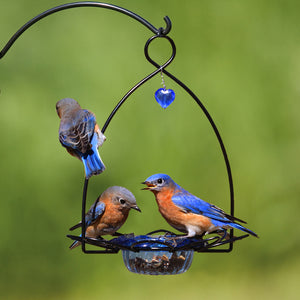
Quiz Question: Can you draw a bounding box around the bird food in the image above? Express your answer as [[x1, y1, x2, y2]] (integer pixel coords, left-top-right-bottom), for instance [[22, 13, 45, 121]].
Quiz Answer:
[[122, 249, 194, 275], [131, 253, 186, 273]]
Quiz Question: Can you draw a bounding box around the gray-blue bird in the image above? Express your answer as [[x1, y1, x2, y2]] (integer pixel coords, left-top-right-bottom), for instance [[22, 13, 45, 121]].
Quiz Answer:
[[56, 98, 106, 178]]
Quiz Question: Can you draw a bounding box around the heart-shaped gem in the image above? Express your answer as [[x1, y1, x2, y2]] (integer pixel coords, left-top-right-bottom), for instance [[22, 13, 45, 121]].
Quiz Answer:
[[154, 88, 175, 109]]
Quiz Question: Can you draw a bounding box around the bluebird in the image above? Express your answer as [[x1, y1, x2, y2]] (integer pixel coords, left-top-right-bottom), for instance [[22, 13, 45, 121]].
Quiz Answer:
[[69, 186, 141, 249], [142, 173, 258, 238], [56, 98, 106, 179]]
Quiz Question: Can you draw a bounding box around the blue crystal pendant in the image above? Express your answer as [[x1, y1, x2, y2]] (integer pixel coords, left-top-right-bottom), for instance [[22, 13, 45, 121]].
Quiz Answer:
[[155, 88, 175, 109]]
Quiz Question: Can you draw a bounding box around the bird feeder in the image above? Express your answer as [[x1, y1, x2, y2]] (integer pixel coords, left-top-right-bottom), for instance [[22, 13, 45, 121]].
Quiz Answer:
[[0, 2, 253, 275]]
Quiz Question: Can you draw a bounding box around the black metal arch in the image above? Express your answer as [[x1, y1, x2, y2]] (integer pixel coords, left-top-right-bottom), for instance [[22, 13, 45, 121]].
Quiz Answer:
[[0, 1, 236, 254], [0, 1, 171, 59]]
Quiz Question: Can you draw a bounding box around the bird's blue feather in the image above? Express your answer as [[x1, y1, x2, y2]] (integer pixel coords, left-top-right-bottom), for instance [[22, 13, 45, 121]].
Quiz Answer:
[[172, 185, 258, 237], [172, 186, 232, 223], [85, 201, 106, 226], [80, 133, 105, 178]]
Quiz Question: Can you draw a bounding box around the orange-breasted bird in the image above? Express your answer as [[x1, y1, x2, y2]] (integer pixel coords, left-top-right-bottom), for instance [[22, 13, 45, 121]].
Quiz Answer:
[[142, 174, 258, 238], [69, 186, 141, 249]]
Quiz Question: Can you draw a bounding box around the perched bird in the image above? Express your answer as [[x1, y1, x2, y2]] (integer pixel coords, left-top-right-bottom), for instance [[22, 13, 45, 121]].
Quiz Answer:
[[56, 98, 106, 179], [142, 173, 258, 238], [69, 186, 141, 249]]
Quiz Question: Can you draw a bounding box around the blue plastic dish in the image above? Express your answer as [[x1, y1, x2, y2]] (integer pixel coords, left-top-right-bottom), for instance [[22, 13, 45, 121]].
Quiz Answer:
[[109, 234, 206, 251]]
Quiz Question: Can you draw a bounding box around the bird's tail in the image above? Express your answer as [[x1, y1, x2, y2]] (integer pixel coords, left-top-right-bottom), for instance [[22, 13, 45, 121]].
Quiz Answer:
[[230, 222, 258, 238], [69, 234, 82, 250], [81, 132, 105, 179], [81, 149, 105, 179]]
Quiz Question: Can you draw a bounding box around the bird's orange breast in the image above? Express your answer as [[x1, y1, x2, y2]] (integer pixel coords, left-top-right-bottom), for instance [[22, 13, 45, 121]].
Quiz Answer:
[[86, 201, 129, 237], [155, 188, 187, 232], [156, 188, 213, 233]]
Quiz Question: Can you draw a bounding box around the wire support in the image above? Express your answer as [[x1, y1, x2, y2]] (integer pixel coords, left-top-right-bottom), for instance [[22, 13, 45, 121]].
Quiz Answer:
[[67, 230, 249, 253], [0, 1, 171, 59]]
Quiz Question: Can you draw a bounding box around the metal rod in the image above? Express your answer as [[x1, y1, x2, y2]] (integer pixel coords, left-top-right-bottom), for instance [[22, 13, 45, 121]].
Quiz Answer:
[[0, 1, 172, 59], [81, 177, 89, 252], [163, 71, 235, 251], [143, 35, 234, 250]]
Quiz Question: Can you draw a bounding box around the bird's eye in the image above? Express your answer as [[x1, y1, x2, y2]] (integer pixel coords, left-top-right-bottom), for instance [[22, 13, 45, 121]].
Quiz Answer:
[[157, 178, 163, 184], [119, 199, 126, 205]]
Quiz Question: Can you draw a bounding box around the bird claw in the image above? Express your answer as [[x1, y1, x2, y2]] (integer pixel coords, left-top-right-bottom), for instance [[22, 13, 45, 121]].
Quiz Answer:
[[161, 236, 178, 247]]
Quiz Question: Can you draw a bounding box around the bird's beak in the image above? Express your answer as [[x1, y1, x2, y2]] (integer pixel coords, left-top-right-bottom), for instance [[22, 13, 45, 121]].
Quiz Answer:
[[131, 205, 141, 212], [141, 181, 156, 191]]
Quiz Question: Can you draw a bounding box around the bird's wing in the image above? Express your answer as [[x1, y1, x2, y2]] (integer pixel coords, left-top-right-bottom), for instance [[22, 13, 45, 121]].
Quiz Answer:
[[59, 110, 96, 153], [69, 201, 105, 231], [172, 190, 245, 224], [85, 200, 106, 226]]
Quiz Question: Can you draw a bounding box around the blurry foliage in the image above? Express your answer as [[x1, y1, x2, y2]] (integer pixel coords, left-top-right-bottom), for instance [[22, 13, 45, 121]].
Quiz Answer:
[[0, 0, 299, 299]]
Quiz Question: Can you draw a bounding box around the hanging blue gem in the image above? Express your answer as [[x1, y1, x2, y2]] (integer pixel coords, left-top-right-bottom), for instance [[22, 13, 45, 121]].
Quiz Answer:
[[154, 88, 175, 109]]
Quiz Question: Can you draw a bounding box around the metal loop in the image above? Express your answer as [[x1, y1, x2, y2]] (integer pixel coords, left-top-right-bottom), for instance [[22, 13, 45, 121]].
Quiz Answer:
[[144, 34, 176, 71]]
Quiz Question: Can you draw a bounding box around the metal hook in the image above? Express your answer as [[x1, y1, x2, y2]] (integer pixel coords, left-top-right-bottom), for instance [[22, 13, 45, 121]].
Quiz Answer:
[[161, 16, 172, 35]]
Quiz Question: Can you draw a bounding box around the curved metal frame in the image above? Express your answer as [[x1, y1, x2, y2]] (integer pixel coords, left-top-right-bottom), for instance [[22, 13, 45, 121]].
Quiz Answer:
[[0, 1, 171, 59], [0, 1, 238, 254], [67, 230, 249, 253]]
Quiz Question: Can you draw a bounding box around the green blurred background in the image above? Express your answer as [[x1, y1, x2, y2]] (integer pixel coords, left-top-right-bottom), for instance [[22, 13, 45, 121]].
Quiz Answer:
[[0, 0, 299, 299]]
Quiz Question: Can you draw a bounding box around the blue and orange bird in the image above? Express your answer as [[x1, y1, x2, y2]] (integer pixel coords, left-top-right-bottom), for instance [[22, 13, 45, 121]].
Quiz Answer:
[[69, 186, 141, 249], [56, 98, 106, 179], [142, 174, 258, 238]]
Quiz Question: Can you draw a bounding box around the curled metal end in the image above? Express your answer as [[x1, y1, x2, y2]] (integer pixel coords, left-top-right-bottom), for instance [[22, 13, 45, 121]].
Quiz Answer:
[[160, 16, 172, 35]]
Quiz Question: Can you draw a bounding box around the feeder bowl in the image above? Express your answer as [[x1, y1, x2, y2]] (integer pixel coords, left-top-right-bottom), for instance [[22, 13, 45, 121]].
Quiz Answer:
[[122, 249, 193, 275], [67, 230, 249, 274], [109, 234, 199, 275]]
